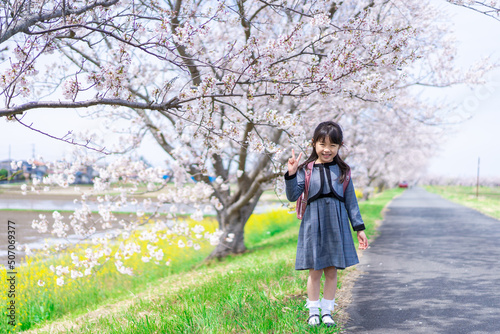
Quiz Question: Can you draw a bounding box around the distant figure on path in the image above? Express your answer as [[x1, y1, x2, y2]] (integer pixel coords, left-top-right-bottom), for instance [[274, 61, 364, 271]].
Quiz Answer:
[[285, 121, 368, 327]]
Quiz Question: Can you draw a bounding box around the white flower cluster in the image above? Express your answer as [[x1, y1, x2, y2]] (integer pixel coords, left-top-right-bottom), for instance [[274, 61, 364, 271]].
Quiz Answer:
[[62, 78, 81, 100], [32, 214, 49, 233], [20, 151, 231, 286], [86, 46, 132, 99], [0, 42, 38, 97], [51, 211, 69, 238]]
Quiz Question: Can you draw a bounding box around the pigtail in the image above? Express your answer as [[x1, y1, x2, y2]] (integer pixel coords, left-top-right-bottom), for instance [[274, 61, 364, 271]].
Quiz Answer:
[[334, 153, 350, 183]]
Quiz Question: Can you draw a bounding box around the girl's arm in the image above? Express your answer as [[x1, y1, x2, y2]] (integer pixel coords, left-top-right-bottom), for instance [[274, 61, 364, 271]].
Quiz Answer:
[[284, 168, 305, 202], [345, 179, 369, 249], [344, 178, 365, 231]]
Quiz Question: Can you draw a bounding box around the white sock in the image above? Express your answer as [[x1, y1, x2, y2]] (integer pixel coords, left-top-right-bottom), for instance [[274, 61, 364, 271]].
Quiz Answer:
[[305, 299, 321, 316], [320, 298, 336, 316], [309, 306, 319, 317]]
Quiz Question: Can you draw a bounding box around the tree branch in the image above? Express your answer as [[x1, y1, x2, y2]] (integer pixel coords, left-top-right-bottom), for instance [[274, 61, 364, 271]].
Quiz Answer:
[[448, 1, 500, 22], [0, 97, 181, 118], [13, 115, 108, 154], [170, 0, 202, 86], [0, 0, 119, 44], [227, 171, 281, 216]]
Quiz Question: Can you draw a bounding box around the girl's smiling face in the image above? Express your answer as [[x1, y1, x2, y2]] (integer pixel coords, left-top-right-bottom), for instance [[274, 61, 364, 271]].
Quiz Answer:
[[314, 136, 339, 164]]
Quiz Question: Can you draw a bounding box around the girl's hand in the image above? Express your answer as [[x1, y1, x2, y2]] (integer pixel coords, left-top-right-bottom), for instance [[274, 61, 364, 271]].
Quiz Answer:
[[357, 230, 369, 250], [287, 149, 303, 175]]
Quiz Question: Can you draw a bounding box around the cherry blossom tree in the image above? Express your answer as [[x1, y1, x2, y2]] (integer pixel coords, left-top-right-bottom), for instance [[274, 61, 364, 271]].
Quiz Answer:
[[0, 0, 494, 269], [447, 0, 500, 21]]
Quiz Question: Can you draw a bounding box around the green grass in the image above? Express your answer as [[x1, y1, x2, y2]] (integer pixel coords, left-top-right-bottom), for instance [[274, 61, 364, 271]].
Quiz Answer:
[[425, 185, 500, 220], [11, 188, 404, 334]]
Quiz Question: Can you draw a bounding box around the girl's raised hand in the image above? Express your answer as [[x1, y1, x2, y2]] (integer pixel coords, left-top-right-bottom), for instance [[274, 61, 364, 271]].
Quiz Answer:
[[287, 149, 303, 175]]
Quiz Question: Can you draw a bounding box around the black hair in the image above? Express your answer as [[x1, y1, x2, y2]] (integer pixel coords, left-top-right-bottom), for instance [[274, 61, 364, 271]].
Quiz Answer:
[[298, 121, 350, 183]]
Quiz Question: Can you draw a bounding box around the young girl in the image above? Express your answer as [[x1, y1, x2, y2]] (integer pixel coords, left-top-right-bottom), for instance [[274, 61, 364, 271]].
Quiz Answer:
[[284, 121, 368, 327]]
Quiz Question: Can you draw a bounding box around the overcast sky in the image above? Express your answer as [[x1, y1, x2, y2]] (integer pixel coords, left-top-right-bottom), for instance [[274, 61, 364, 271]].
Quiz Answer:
[[424, 1, 500, 178], [1, 1, 499, 178]]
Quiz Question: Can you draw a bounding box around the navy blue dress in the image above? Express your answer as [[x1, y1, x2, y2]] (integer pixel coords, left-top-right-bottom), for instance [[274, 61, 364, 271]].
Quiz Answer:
[[285, 161, 365, 270]]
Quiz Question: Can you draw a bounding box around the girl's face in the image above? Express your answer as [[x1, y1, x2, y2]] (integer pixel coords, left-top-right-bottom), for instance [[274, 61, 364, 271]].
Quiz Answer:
[[314, 136, 339, 164]]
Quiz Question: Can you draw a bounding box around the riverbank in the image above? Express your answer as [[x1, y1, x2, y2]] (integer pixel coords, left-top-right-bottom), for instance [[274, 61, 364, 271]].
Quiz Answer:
[[0, 183, 284, 265]]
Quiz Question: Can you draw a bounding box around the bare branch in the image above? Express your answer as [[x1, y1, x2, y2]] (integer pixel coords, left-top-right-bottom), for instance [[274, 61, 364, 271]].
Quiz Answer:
[[13, 115, 109, 154]]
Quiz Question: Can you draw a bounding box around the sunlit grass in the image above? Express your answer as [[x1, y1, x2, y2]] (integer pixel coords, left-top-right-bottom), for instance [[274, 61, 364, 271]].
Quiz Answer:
[[425, 185, 500, 220]]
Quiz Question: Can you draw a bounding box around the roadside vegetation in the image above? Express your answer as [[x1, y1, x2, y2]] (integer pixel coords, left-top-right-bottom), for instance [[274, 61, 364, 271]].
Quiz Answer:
[[2, 188, 404, 333], [425, 186, 500, 221]]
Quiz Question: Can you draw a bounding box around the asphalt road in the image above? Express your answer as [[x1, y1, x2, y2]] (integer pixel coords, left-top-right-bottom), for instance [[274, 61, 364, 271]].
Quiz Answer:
[[346, 187, 500, 334]]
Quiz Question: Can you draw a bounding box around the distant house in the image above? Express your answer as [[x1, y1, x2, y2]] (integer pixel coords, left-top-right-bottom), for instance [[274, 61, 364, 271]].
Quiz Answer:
[[0, 160, 11, 170], [74, 166, 99, 184], [0, 159, 48, 182], [25, 160, 48, 180]]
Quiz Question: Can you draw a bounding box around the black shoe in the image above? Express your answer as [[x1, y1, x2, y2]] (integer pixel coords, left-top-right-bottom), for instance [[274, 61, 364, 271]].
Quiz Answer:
[[307, 314, 320, 326], [321, 314, 335, 327]]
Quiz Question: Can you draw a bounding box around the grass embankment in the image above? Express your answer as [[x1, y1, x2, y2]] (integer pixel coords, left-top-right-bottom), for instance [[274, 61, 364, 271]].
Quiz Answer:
[[4, 188, 403, 334], [425, 186, 500, 220]]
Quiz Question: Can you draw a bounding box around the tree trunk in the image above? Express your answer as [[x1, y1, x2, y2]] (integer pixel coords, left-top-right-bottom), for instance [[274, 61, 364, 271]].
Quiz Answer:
[[207, 189, 263, 260], [377, 179, 387, 192]]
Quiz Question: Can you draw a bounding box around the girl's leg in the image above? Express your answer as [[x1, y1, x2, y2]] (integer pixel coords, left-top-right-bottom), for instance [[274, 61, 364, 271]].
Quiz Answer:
[[307, 269, 323, 301], [323, 266, 337, 300], [321, 266, 338, 327], [306, 269, 323, 325]]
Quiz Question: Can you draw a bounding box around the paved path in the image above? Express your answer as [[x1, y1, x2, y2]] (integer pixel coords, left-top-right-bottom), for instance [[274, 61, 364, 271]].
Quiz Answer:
[[346, 187, 500, 334]]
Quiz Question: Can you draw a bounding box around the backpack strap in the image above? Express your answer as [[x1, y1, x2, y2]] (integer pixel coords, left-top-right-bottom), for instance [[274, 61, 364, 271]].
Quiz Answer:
[[343, 169, 351, 194], [296, 161, 315, 219], [303, 161, 315, 197]]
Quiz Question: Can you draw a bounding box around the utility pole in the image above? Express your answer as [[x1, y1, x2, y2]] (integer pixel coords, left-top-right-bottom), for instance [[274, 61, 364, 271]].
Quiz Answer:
[[476, 157, 480, 199]]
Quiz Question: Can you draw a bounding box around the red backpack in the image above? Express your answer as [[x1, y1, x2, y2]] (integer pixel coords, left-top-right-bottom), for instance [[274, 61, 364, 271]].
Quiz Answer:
[[296, 162, 351, 220]]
